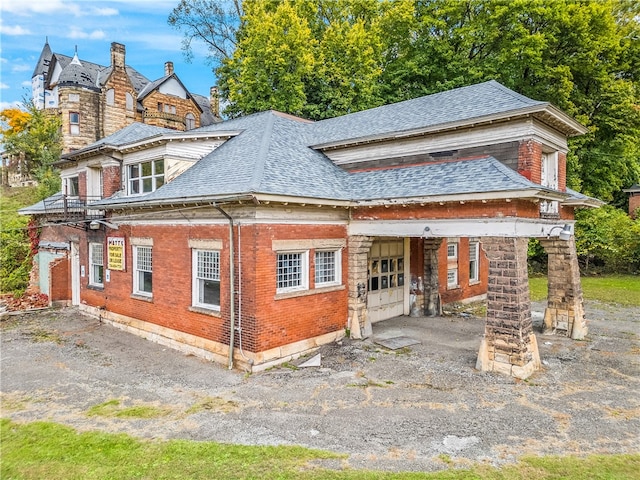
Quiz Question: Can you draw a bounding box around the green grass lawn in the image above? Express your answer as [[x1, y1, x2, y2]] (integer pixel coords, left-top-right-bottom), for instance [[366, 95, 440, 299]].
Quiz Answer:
[[2, 419, 639, 479], [529, 274, 640, 307]]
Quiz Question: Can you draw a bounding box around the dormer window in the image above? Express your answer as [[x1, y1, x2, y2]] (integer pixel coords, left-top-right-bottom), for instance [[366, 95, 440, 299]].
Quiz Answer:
[[128, 160, 164, 195], [186, 113, 196, 130]]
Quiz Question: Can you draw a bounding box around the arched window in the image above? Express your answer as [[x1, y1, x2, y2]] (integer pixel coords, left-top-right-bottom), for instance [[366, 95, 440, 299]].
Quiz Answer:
[[106, 89, 115, 106], [185, 113, 196, 130], [125, 92, 134, 111]]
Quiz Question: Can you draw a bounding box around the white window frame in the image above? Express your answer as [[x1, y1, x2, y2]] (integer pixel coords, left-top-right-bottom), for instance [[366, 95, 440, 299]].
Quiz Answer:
[[540, 151, 559, 215], [127, 159, 165, 196], [276, 251, 309, 293], [65, 175, 79, 197], [89, 242, 104, 287], [314, 249, 341, 287], [192, 249, 221, 310], [469, 241, 480, 283], [69, 111, 80, 135], [133, 245, 152, 297], [446, 239, 459, 289]]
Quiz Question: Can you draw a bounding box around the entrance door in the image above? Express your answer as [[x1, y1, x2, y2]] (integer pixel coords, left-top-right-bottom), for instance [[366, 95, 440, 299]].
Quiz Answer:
[[367, 239, 405, 323], [71, 242, 80, 306]]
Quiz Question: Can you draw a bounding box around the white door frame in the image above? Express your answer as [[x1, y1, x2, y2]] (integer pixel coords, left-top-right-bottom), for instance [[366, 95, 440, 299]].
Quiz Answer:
[[71, 242, 80, 306]]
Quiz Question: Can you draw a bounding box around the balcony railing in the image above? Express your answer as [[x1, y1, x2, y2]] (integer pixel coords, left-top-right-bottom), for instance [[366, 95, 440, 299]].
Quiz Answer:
[[42, 194, 104, 225]]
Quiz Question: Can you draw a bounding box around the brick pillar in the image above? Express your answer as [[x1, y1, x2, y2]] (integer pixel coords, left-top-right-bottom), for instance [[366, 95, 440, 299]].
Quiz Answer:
[[539, 236, 587, 339], [476, 237, 540, 379], [347, 235, 374, 338], [423, 238, 443, 316]]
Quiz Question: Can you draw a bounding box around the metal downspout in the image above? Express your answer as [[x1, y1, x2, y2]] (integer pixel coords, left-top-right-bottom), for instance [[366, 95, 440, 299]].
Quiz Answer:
[[214, 203, 235, 369]]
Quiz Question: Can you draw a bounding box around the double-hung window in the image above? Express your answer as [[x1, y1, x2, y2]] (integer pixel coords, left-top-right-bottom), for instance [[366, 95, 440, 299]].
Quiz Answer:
[[276, 251, 308, 293], [315, 250, 341, 287], [133, 245, 152, 296], [447, 240, 459, 289], [128, 160, 164, 195], [469, 241, 480, 283], [65, 176, 79, 197], [192, 249, 220, 309], [89, 243, 104, 287]]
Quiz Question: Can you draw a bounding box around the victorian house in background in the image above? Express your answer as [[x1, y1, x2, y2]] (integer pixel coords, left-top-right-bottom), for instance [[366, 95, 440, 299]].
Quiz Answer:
[[2, 40, 221, 187]]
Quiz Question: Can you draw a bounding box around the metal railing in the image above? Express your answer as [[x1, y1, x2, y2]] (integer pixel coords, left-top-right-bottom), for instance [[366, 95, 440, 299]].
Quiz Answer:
[[42, 194, 104, 224]]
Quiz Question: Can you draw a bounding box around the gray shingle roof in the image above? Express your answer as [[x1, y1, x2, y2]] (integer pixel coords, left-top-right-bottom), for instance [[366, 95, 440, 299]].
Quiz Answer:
[[309, 80, 547, 146], [77, 81, 584, 209]]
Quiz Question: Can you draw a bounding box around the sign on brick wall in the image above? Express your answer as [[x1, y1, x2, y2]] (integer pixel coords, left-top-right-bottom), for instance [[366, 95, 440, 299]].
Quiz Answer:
[[108, 237, 125, 270]]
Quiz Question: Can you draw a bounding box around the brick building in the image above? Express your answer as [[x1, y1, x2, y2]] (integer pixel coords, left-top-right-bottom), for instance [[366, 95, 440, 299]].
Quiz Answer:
[[22, 81, 601, 378], [31, 40, 221, 155]]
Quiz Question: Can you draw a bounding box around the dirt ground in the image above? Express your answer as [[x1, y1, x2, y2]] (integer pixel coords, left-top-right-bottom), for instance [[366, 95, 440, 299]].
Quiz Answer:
[[1, 301, 639, 473]]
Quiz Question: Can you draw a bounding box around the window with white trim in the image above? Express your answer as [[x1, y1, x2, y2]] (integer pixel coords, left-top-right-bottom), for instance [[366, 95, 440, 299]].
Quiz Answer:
[[276, 251, 308, 293], [447, 239, 459, 289], [69, 112, 80, 135], [469, 241, 480, 283], [65, 176, 79, 197], [133, 245, 152, 296], [89, 243, 104, 287], [128, 160, 164, 195], [192, 249, 220, 309], [315, 250, 341, 286]]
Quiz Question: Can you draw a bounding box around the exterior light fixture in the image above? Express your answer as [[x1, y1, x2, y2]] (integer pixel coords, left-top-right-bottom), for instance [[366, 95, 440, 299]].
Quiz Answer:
[[89, 220, 119, 230], [548, 224, 572, 241]]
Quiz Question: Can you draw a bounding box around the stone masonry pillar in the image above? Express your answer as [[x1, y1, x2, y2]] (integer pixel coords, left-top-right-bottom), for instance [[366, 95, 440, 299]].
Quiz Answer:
[[539, 236, 587, 339], [476, 237, 540, 379], [423, 238, 443, 316], [347, 235, 374, 338]]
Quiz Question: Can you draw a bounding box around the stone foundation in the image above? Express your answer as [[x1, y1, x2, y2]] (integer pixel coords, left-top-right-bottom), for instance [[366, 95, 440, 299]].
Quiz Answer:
[[347, 235, 374, 338], [423, 238, 443, 316]]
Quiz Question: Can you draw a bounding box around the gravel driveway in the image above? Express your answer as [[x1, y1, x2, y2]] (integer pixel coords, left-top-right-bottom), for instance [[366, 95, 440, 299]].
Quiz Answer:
[[1, 301, 639, 472]]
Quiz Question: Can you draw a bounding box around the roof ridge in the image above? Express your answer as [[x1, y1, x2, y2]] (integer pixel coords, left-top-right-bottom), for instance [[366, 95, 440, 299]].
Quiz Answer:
[[248, 112, 277, 191]]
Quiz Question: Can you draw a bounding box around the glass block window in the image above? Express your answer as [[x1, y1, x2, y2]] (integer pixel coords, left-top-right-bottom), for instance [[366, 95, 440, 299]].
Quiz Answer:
[[276, 252, 308, 292], [193, 250, 220, 309], [315, 250, 340, 286], [128, 160, 164, 195], [89, 243, 104, 287], [133, 246, 152, 296]]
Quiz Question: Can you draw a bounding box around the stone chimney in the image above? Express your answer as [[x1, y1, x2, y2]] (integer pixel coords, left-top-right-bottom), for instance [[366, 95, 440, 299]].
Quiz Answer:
[[111, 42, 126, 69], [164, 61, 174, 76], [210, 86, 220, 118]]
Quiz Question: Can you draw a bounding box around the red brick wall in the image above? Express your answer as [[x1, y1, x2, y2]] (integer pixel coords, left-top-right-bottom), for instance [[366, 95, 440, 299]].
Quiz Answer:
[[438, 238, 488, 304], [77, 222, 349, 355], [352, 199, 540, 221], [49, 257, 70, 301], [78, 171, 87, 199], [630, 194, 640, 219], [102, 165, 121, 198], [518, 139, 542, 183]]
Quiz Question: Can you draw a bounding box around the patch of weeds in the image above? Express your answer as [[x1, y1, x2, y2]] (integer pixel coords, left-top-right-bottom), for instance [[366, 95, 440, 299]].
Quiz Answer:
[[347, 378, 388, 388], [26, 328, 63, 344], [384, 380, 394, 385], [0, 393, 30, 412], [186, 396, 239, 415], [86, 399, 172, 419], [367, 356, 376, 362], [281, 362, 299, 371], [394, 347, 412, 355], [437, 453, 453, 465]]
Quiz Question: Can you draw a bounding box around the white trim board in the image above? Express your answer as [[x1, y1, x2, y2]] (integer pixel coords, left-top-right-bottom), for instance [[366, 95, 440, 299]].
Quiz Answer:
[[348, 218, 574, 238]]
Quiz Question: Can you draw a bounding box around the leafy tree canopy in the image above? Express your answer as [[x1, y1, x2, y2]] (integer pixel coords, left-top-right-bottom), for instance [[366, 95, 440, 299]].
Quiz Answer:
[[170, 0, 640, 201]]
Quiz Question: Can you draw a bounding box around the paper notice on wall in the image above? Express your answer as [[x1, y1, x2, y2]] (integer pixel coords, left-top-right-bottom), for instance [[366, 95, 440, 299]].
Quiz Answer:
[[107, 237, 125, 271]]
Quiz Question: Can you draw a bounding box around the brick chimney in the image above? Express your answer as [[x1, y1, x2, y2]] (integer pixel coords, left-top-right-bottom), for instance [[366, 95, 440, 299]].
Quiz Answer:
[[164, 61, 174, 76], [210, 86, 220, 118], [111, 42, 126, 69]]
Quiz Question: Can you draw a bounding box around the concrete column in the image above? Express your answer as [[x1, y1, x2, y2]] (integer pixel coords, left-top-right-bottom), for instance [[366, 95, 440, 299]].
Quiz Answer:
[[539, 236, 588, 339], [423, 238, 443, 316], [347, 235, 374, 338], [476, 237, 540, 379]]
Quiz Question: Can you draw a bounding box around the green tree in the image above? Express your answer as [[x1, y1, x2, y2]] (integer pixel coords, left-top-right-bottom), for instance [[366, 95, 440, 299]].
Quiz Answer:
[[1, 102, 62, 198]]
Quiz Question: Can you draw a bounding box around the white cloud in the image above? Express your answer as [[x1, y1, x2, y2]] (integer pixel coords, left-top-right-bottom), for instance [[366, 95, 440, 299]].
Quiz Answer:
[[12, 64, 32, 72], [0, 101, 24, 110], [67, 28, 106, 40], [0, 24, 31, 35], [1, 0, 82, 16], [21, 81, 32, 87], [0, 83, 9, 89], [90, 7, 118, 16]]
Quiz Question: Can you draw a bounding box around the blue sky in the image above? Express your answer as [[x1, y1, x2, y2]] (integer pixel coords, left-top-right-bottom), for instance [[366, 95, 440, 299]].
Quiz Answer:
[[0, 0, 216, 111]]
